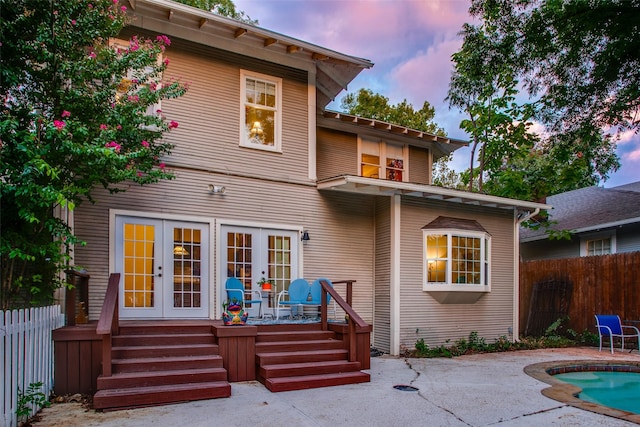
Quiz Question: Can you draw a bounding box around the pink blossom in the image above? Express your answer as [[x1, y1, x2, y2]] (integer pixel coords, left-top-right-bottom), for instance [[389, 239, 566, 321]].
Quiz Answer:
[[71, 20, 76, 25], [88, 3, 93, 9], [127, 95, 139, 102], [112, 0, 117, 3], [156, 109, 162, 114], [141, 140, 149, 148], [121, 5, 126, 11], [105, 141, 121, 153], [89, 52, 96, 59], [53, 120, 66, 130], [137, 171, 143, 177], [156, 35, 171, 46], [163, 58, 170, 66], [99, 124, 108, 130], [61, 110, 71, 118], [168, 121, 178, 129], [159, 163, 166, 170], [149, 82, 157, 91], [116, 124, 122, 130]]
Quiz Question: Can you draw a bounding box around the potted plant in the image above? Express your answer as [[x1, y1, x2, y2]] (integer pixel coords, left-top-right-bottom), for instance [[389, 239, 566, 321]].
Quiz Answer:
[[222, 298, 248, 325], [258, 277, 273, 292]]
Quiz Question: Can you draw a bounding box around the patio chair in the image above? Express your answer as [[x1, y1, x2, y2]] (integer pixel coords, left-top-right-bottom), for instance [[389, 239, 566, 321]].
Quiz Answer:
[[594, 314, 640, 354], [275, 278, 310, 319], [225, 277, 263, 318], [305, 278, 337, 319]]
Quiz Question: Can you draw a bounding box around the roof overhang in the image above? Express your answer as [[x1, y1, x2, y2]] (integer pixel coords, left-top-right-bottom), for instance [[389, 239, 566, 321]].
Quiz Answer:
[[318, 111, 468, 159], [124, 0, 373, 108], [317, 175, 551, 212]]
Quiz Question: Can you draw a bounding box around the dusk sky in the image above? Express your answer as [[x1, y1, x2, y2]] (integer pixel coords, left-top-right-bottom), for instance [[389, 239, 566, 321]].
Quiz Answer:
[[233, 0, 638, 188]]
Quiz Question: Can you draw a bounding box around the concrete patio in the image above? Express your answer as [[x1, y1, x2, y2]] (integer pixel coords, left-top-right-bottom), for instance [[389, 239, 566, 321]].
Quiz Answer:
[[35, 347, 640, 426]]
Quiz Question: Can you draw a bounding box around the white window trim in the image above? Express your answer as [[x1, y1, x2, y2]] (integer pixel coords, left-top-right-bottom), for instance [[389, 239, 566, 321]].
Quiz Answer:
[[422, 228, 491, 293], [580, 231, 616, 256], [357, 137, 408, 182], [239, 69, 282, 153]]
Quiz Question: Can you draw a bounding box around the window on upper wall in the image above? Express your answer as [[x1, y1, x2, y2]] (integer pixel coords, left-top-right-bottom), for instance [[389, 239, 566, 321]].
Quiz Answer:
[[581, 232, 615, 256], [360, 140, 406, 182], [240, 70, 282, 152], [110, 38, 162, 118], [422, 217, 491, 290]]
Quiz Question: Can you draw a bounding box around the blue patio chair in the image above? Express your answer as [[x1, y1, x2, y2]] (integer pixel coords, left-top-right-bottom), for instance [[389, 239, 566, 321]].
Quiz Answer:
[[225, 277, 263, 318], [595, 314, 640, 354], [276, 278, 310, 319], [306, 278, 337, 319]]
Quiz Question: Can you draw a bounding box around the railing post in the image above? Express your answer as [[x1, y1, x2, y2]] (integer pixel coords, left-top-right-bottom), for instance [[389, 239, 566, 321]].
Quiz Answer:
[[96, 273, 121, 378]]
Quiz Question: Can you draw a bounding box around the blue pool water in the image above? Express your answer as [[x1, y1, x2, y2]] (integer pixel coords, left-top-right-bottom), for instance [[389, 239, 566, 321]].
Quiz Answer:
[[554, 371, 640, 414]]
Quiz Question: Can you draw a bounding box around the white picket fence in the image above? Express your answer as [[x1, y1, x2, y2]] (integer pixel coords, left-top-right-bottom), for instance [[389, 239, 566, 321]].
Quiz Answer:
[[1, 305, 65, 427]]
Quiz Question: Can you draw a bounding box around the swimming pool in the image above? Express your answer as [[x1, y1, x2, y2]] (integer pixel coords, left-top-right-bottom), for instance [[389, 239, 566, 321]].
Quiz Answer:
[[525, 360, 640, 424], [554, 371, 640, 414]]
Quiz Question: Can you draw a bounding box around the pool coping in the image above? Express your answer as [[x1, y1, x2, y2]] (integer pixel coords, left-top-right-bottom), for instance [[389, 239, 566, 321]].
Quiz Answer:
[[524, 360, 640, 425]]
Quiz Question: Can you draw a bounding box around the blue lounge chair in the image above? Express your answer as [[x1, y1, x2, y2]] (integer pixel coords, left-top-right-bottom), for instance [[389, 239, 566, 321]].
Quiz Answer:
[[276, 278, 310, 319], [225, 277, 263, 318], [595, 314, 640, 354]]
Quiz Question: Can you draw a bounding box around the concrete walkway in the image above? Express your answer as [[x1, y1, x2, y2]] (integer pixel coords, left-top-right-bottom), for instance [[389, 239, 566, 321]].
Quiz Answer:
[[35, 347, 640, 426]]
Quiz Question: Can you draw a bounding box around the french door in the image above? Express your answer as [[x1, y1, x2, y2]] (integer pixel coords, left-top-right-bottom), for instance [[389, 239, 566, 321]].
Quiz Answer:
[[115, 216, 210, 318], [221, 225, 299, 318]]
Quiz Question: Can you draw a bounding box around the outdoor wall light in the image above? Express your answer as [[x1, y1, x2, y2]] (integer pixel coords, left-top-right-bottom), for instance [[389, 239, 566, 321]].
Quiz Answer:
[[301, 230, 310, 241], [208, 184, 226, 194]]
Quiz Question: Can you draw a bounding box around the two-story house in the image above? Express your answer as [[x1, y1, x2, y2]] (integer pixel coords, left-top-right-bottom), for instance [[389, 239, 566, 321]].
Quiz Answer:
[[58, 0, 549, 407]]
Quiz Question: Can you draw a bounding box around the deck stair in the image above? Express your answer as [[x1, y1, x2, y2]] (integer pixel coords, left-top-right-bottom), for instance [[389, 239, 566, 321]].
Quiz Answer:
[[93, 321, 230, 410], [255, 323, 370, 392]]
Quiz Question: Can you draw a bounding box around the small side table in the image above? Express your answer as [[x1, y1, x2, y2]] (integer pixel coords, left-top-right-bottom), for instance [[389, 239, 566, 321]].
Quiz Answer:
[[261, 290, 275, 319]]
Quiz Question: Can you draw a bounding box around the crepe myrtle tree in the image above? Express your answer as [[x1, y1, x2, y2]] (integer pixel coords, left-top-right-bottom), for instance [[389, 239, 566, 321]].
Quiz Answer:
[[0, 0, 187, 308]]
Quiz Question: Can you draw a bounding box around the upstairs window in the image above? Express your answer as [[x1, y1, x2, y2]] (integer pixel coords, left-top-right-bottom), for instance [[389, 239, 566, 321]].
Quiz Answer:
[[360, 140, 406, 182], [240, 70, 282, 152], [422, 217, 491, 290]]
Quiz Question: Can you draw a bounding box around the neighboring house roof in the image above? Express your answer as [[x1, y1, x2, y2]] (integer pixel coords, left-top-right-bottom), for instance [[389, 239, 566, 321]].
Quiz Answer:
[[126, 0, 373, 108], [521, 182, 640, 242], [319, 110, 468, 159]]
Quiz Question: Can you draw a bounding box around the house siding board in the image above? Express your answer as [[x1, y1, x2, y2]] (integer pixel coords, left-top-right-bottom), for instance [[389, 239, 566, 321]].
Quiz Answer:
[[408, 146, 430, 185], [158, 46, 309, 183], [398, 197, 516, 348], [373, 197, 391, 353], [317, 128, 358, 180]]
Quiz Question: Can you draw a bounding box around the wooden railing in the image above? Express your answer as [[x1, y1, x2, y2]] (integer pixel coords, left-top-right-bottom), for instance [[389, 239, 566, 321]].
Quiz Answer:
[[319, 279, 369, 363], [96, 273, 121, 377]]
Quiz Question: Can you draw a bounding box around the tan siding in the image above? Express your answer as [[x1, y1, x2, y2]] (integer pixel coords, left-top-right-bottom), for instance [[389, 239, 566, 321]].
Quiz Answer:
[[398, 197, 516, 348], [373, 197, 391, 353], [317, 128, 358, 180], [160, 47, 310, 184], [408, 146, 430, 185], [74, 169, 375, 321]]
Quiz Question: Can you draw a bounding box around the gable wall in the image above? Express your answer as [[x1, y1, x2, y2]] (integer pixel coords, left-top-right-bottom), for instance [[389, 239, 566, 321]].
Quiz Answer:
[[398, 197, 517, 348], [316, 128, 358, 180], [159, 41, 310, 183], [408, 146, 430, 185]]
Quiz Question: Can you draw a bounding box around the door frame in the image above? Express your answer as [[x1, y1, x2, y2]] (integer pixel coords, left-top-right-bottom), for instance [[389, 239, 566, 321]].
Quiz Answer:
[[216, 219, 305, 319], [109, 209, 215, 319]]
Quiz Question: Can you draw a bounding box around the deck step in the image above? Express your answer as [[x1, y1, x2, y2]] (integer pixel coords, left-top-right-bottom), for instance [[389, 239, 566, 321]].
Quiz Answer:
[[113, 333, 215, 347], [93, 381, 231, 410], [112, 354, 224, 373], [264, 371, 370, 392], [97, 367, 228, 389], [112, 343, 219, 359], [256, 349, 349, 365], [255, 339, 344, 353], [259, 360, 361, 379], [256, 330, 335, 342]]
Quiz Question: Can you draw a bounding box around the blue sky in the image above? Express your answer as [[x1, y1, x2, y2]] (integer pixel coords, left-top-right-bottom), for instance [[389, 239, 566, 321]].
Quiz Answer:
[[234, 0, 639, 188]]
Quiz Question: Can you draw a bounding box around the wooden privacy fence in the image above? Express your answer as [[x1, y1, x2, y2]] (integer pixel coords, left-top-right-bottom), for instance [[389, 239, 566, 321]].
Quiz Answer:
[[1, 306, 65, 427], [520, 252, 640, 336]]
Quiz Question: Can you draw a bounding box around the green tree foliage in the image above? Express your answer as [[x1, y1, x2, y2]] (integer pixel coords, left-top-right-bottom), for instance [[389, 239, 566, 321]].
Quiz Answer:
[[175, 0, 257, 24], [0, 0, 187, 308], [448, 0, 623, 200], [340, 88, 460, 187]]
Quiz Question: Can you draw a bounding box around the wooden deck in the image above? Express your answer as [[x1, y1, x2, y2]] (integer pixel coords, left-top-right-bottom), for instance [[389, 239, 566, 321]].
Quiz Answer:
[[53, 318, 371, 410]]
